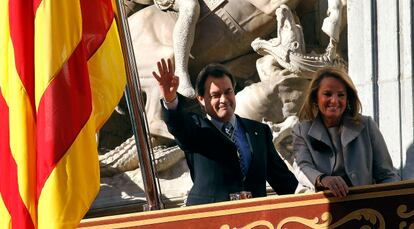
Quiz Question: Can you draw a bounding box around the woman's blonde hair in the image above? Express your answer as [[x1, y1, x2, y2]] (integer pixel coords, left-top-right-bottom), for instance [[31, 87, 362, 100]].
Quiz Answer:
[[298, 66, 362, 122]]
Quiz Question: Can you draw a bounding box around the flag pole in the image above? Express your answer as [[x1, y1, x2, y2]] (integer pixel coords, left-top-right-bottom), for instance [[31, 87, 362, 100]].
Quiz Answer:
[[113, 0, 163, 211]]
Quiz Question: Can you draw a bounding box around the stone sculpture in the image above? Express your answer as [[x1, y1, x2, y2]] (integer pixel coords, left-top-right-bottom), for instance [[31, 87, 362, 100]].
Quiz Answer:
[[100, 139, 185, 177], [235, 2, 348, 192], [128, 0, 301, 139], [92, 1, 349, 211], [153, 0, 200, 98], [235, 56, 310, 164], [124, 0, 152, 16], [322, 0, 347, 60], [240, 3, 347, 163], [251, 2, 347, 74]]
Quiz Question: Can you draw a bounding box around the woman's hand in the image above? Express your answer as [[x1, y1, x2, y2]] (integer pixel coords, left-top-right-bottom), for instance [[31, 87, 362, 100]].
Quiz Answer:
[[152, 58, 179, 102], [321, 175, 349, 197]]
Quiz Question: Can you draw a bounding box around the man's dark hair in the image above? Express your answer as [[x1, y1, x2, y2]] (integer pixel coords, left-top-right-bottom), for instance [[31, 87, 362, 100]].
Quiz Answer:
[[195, 63, 236, 96]]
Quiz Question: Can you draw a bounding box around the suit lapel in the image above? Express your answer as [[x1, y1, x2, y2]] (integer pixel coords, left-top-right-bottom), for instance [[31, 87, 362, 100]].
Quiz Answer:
[[200, 115, 240, 163], [308, 115, 332, 148], [200, 115, 228, 140], [237, 116, 259, 175], [308, 115, 336, 172], [308, 114, 365, 148], [307, 114, 365, 173], [341, 116, 365, 148]]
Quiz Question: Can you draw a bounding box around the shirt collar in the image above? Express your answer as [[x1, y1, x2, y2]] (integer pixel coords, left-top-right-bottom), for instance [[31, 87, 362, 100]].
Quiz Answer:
[[207, 114, 237, 130]]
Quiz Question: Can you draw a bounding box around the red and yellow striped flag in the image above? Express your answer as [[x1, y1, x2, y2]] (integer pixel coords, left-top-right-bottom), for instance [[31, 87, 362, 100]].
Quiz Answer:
[[0, 0, 126, 227]]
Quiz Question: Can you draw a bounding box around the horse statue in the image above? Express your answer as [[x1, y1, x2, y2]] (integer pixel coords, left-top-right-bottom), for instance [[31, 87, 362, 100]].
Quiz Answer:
[[128, 0, 305, 139]]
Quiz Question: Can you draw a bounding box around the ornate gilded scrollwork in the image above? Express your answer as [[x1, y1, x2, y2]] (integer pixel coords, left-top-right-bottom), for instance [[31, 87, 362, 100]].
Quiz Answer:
[[221, 208, 385, 229], [276, 212, 330, 229], [220, 220, 274, 229], [397, 205, 414, 229], [276, 209, 385, 229], [398, 205, 414, 218]]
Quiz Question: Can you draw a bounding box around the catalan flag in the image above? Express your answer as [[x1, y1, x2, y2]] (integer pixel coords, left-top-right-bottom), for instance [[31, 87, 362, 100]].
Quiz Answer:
[[0, 0, 126, 227]]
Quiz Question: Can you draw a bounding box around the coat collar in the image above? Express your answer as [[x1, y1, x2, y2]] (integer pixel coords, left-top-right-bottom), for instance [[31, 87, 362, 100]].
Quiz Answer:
[[308, 114, 331, 147], [199, 113, 239, 142], [340, 115, 365, 147], [206, 114, 237, 131], [308, 114, 365, 148]]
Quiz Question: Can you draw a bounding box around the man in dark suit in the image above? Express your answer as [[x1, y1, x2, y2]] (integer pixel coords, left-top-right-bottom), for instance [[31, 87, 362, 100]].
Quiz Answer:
[[152, 58, 298, 205]]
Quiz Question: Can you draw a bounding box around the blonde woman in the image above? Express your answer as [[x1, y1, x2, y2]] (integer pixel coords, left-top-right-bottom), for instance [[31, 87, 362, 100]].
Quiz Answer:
[[293, 67, 399, 197]]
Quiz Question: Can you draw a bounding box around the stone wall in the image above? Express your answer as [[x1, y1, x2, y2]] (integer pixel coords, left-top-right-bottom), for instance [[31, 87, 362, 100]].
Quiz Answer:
[[348, 0, 414, 179]]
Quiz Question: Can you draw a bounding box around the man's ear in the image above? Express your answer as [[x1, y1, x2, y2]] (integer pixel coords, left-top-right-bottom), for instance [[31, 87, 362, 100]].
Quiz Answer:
[[197, 95, 205, 107]]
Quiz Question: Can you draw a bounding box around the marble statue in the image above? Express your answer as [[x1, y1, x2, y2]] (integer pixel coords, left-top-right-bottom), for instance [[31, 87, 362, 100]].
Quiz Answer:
[[241, 3, 347, 162], [100, 138, 185, 177], [92, 1, 349, 210], [153, 0, 200, 98], [128, 0, 302, 139], [251, 3, 347, 74], [124, 0, 152, 16], [322, 0, 347, 60]]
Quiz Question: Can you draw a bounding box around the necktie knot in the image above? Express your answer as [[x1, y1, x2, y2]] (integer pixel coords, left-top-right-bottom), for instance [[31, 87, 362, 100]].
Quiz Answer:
[[222, 122, 234, 140]]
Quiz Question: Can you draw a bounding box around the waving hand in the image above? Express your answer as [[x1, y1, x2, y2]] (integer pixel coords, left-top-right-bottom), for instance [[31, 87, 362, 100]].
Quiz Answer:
[[152, 58, 179, 102]]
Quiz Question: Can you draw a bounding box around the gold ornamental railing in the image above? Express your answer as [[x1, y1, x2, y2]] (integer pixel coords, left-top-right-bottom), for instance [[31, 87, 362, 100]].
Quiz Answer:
[[80, 179, 414, 228]]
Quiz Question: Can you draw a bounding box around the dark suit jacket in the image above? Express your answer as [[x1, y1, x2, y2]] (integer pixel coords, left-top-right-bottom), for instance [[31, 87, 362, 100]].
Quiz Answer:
[[162, 101, 298, 205]]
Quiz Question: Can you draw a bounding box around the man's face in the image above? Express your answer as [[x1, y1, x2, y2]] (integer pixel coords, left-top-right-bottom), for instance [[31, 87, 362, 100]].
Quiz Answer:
[[197, 75, 236, 122]]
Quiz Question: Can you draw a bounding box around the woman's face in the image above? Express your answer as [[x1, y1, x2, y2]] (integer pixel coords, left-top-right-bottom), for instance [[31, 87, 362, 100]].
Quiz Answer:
[[316, 76, 347, 127]]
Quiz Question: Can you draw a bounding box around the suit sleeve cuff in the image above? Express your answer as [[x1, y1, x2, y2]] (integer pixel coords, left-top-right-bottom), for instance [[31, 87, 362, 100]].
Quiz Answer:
[[162, 97, 178, 110]]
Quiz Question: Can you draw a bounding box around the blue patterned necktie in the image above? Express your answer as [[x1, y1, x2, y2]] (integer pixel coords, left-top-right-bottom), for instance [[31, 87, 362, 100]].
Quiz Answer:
[[222, 122, 248, 176], [223, 122, 235, 141]]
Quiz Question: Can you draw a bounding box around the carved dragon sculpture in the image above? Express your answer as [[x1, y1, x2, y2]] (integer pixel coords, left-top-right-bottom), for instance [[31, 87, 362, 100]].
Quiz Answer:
[[251, 4, 347, 74]]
